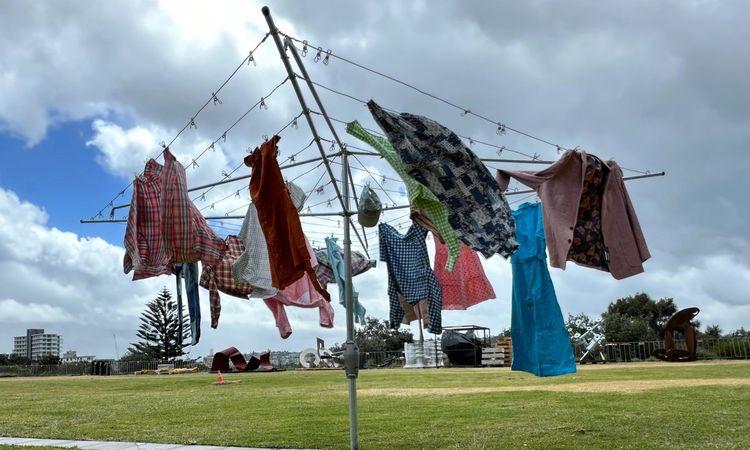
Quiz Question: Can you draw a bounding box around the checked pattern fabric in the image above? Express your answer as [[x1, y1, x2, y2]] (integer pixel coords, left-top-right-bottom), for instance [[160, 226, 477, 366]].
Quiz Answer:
[[368, 100, 519, 259], [379, 222, 442, 334], [346, 120, 461, 271]]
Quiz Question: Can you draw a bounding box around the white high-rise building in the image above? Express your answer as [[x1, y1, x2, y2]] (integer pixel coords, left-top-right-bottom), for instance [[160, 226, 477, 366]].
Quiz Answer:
[[12, 329, 62, 360]]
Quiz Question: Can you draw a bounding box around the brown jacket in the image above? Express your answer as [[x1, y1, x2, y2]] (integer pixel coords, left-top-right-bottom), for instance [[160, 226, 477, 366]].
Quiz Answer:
[[496, 150, 650, 279]]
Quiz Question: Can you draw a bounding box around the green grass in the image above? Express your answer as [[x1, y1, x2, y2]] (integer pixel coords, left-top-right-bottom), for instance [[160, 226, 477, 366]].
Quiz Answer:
[[1, 361, 749, 449]]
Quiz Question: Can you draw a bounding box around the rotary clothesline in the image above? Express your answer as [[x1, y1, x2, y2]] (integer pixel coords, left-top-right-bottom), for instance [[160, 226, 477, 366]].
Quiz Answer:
[[81, 7, 666, 449]]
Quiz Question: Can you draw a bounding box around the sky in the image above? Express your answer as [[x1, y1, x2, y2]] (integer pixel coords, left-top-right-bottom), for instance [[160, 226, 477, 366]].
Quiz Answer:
[[1, 0, 748, 360]]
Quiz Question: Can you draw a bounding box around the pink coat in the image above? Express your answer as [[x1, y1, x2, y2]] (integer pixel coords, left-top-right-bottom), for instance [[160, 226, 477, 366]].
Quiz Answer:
[[496, 150, 650, 280]]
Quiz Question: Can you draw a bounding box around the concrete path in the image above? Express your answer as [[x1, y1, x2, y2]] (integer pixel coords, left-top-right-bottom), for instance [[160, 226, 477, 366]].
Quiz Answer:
[[0, 437, 307, 450]]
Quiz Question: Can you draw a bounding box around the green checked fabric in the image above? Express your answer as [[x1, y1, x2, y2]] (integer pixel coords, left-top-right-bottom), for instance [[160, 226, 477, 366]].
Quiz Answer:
[[347, 120, 460, 271]]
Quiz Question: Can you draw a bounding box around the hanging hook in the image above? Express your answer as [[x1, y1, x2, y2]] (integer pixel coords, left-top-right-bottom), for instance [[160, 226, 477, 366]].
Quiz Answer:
[[209, 143, 215, 152], [212, 93, 222, 105], [314, 47, 323, 62], [259, 97, 268, 110], [496, 123, 507, 136], [235, 190, 240, 198], [221, 132, 227, 142], [292, 118, 298, 129], [496, 146, 505, 156], [301, 40, 308, 57], [200, 193, 206, 202], [461, 109, 471, 117], [468, 137, 475, 147], [189, 117, 197, 129], [248, 50, 256, 66], [191, 159, 199, 169], [323, 49, 332, 65]]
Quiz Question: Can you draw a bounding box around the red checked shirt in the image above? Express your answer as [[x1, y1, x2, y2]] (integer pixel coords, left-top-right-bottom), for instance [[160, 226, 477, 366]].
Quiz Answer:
[[124, 148, 227, 280], [199, 235, 253, 328], [123, 159, 171, 280]]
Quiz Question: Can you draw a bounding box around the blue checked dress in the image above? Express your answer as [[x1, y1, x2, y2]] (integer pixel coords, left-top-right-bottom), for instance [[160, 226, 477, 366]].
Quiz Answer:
[[379, 223, 442, 334], [368, 100, 518, 259]]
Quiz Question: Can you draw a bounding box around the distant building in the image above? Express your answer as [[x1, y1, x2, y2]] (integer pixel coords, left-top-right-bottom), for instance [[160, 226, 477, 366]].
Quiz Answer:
[[12, 329, 62, 361], [61, 350, 95, 364]]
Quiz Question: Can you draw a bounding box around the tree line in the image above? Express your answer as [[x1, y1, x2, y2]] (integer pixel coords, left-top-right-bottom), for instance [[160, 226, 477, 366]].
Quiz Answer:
[[567, 292, 749, 343]]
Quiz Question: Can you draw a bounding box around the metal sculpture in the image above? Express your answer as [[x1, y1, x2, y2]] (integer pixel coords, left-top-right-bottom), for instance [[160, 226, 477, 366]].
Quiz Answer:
[[569, 320, 607, 364]]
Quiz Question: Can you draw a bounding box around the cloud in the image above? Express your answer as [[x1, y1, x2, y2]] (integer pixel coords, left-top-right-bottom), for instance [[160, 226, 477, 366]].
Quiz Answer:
[[0, 299, 79, 324]]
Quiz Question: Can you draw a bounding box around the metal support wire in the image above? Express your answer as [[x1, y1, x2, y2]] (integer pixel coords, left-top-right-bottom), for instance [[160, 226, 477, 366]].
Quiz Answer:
[[285, 35, 370, 257], [262, 7, 359, 449]]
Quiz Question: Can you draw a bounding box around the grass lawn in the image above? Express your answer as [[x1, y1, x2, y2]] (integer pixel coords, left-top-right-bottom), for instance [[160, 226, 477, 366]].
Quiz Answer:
[[1, 361, 748, 449]]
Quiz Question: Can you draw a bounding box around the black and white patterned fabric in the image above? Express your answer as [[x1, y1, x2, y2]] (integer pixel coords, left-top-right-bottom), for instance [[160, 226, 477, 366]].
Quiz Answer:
[[368, 100, 519, 259], [378, 222, 442, 334]]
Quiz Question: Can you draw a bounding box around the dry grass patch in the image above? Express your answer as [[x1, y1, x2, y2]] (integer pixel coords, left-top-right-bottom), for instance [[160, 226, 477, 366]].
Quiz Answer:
[[360, 377, 750, 397]]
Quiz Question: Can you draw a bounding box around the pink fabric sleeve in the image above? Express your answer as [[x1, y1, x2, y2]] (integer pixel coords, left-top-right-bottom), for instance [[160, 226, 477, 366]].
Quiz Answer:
[[263, 298, 292, 339]]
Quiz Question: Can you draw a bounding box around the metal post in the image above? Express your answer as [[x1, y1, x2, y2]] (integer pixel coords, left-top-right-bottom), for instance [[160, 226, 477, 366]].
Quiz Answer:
[[262, 6, 359, 449]]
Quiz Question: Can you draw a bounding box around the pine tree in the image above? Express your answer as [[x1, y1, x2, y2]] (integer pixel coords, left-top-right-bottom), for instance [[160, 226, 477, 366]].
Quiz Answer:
[[128, 287, 189, 361]]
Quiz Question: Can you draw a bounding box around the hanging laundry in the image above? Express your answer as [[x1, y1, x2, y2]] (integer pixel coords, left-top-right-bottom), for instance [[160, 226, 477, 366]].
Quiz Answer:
[[497, 149, 650, 279], [410, 208, 445, 244], [123, 159, 171, 280], [232, 203, 279, 298], [378, 223, 442, 334], [123, 147, 226, 346], [200, 235, 255, 327], [398, 293, 429, 328], [314, 247, 376, 288], [244, 136, 330, 300], [367, 101, 518, 259], [160, 149, 227, 266], [325, 237, 367, 324], [510, 202, 576, 377], [346, 120, 461, 271], [174, 262, 200, 345], [434, 241, 496, 310], [263, 236, 335, 339]]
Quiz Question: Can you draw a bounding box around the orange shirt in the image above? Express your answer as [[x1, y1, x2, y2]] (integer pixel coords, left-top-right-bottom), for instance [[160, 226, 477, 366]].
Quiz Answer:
[[245, 136, 331, 301]]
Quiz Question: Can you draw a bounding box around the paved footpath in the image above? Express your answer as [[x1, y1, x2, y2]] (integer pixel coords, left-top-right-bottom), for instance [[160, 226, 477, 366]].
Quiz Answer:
[[0, 437, 308, 450]]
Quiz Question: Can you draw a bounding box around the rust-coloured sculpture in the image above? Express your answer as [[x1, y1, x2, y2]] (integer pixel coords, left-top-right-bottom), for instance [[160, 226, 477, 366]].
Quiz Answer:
[[654, 307, 700, 362]]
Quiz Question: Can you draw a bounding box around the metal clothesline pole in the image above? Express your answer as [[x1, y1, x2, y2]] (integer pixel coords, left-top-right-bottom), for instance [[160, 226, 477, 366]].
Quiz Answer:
[[261, 6, 359, 450], [79, 172, 666, 224]]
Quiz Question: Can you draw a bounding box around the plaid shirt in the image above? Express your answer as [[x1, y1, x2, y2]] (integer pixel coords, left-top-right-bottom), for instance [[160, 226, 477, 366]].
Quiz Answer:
[[199, 235, 254, 328], [123, 160, 172, 279], [124, 148, 227, 279], [347, 121, 460, 271], [379, 223, 442, 334], [161, 149, 226, 267]]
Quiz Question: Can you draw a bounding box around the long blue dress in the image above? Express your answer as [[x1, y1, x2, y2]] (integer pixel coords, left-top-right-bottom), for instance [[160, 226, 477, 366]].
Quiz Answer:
[[511, 202, 576, 377]]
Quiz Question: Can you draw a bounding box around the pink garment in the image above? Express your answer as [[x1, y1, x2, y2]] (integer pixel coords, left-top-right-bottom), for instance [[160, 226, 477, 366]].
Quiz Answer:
[[434, 239, 496, 310], [263, 236, 334, 339], [496, 149, 650, 280]]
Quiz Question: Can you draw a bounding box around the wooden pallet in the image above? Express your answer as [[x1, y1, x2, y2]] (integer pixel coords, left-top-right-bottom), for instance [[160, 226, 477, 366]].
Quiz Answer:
[[496, 337, 512, 366], [481, 347, 505, 366]]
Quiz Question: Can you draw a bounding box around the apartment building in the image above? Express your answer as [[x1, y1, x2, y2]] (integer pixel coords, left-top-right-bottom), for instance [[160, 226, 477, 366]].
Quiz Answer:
[[12, 329, 62, 360]]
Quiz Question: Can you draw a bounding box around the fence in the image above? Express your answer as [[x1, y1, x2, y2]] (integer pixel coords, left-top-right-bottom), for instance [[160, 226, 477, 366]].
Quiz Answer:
[[572, 337, 750, 362], [1, 338, 748, 377]]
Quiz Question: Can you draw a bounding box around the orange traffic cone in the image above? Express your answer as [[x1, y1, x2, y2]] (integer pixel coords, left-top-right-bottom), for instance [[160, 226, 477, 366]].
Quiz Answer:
[[216, 370, 224, 383]]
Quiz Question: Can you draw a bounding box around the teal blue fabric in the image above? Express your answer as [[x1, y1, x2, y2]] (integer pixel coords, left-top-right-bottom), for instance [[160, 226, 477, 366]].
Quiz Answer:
[[326, 237, 366, 324], [510, 202, 576, 377]]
